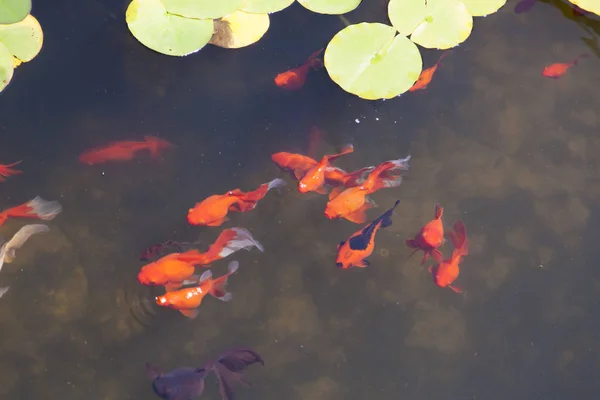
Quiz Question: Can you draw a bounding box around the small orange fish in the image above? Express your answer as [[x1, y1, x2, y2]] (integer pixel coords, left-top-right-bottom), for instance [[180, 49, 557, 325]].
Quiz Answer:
[[0, 196, 62, 228], [336, 200, 399, 269], [298, 144, 354, 194], [324, 156, 410, 224], [155, 260, 239, 319], [79, 135, 174, 165], [406, 203, 444, 264], [0, 161, 22, 182], [187, 179, 286, 227], [409, 52, 450, 92], [274, 49, 324, 90], [137, 227, 262, 291], [429, 220, 468, 293], [542, 54, 589, 78]]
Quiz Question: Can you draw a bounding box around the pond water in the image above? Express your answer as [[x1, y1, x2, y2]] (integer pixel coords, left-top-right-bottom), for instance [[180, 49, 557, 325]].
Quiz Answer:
[[0, 0, 599, 399]]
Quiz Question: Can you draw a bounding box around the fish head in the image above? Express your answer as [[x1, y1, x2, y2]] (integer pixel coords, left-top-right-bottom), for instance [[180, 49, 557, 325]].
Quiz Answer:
[[138, 265, 165, 286], [186, 207, 206, 225]]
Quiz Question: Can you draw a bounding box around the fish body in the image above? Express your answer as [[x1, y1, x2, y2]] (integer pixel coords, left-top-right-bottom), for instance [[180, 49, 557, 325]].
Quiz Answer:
[[429, 220, 468, 293], [406, 203, 445, 264], [274, 49, 324, 90], [336, 200, 399, 269], [146, 364, 207, 400], [0, 161, 22, 182], [79, 135, 173, 165], [298, 145, 354, 193], [138, 228, 263, 290], [325, 156, 410, 223], [0, 196, 62, 228], [187, 179, 286, 226], [543, 54, 589, 78], [155, 261, 239, 319], [409, 52, 449, 92], [0, 224, 50, 272]]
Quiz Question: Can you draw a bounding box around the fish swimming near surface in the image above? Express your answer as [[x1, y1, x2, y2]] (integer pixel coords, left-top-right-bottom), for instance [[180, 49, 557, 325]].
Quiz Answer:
[[187, 179, 286, 227], [406, 203, 445, 264], [0, 161, 22, 182], [336, 200, 399, 269], [274, 48, 324, 90], [324, 156, 410, 224], [78, 135, 174, 165], [155, 260, 238, 319], [297, 144, 354, 194], [429, 220, 469, 293], [409, 52, 450, 92], [0, 196, 62, 228], [146, 347, 264, 400], [542, 54, 589, 78], [138, 227, 263, 291]]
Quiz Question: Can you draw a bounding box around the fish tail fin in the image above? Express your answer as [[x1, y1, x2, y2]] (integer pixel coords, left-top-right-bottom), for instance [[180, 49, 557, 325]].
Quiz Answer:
[[214, 227, 264, 260], [9, 197, 62, 221], [364, 156, 410, 191], [574, 53, 591, 65], [144, 135, 174, 158], [241, 178, 286, 204], [325, 144, 354, 163], [378, 200, 400, 229], [451, 220, 469, 257], [0, 214, 7, 228], [307, 48, 324, 69], [438, 50, 451, 65], [342, 166, 375, 187], [209, 261, 239, 301], [434, 203, 443, 219]]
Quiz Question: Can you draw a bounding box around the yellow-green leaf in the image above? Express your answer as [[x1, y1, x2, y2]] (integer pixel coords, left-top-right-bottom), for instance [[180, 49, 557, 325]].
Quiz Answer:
[[159, 0, 244, 19], [0, 0, 31, 24], [241, 0, 295, 14], [568, 0, 599, 15], [460, 0, 507, 17], [0, 41, 14, 93], [297, 0, 362, 15], [0, 14, 43, 62]]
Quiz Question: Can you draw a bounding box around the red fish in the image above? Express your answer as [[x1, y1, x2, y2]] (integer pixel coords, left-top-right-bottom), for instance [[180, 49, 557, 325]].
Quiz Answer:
[[155, 260, 238, 319], [0, 161, 22, 182], [406, 203, 444, 264], [274, 49, 324, 90], [324, 156, 410, 224], [0, 196, 62, 228], [137, 227, 263, 291], [187, 178, 286, 227], [298, 144, 354, 194], [429, 220, 468, 293], [336, 200, 399, 269], [409, 52, 450, 92], [542, 54, 589, 78], [79, 135, 174, 165]]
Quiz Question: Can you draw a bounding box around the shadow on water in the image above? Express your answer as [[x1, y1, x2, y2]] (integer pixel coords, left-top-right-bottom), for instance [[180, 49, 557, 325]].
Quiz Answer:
[[1, 0, 600, 399]]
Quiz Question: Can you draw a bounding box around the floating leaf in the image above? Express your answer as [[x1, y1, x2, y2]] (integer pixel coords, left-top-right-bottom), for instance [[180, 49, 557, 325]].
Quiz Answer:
[[160, 0, 244, 19], [126, 0, 214, 57], [388, 0, 472, 49], [0, 41, 13, 92], [297, 0, 362, 15], [0, 14, 43, 62], [210, 11, 270, 49], [0, 0, 31, 24], [324, 22, 422, 100], [241, 0, 295, 14], [460, 0, 506, 16], [568, 0, 599, 15]]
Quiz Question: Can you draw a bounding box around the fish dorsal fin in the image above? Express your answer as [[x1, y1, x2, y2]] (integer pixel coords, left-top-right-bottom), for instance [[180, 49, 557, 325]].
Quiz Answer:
[[199, 270, 212, 282]]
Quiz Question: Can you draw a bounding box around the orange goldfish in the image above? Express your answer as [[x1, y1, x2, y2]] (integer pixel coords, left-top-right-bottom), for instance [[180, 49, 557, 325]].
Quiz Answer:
[[79, 136, 174, 165], [297, 144, 354, 194], [429, 220, 468, 293], [0, 161, 22, 182], [187, 179, 286, 227], [0, 196, 62, 228], [137, 227, 262, 291], [336, 200, 399, 269], [409, 52, 450, 92], [542, 54, 589, 78], [324, 156, 411, 224], [406, 203, 445, 264], [274, 49, 324, 90], [155, 260, 239, 319]]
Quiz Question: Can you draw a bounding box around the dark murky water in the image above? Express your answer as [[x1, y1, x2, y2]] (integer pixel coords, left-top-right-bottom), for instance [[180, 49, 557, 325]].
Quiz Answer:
[[1, 0, 599, 399]]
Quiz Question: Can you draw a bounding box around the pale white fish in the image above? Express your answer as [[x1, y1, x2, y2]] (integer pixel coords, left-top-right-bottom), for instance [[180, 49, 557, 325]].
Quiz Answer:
[[0, 224, 50, 272]]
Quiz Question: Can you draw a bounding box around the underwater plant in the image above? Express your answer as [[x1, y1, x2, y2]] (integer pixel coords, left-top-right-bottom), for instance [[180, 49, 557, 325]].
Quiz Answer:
[[0, 0, 43, 93]]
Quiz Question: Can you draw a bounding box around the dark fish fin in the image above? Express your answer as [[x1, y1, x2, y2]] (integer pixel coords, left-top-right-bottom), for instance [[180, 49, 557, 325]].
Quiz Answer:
[[379, 200, 400, 229], [216, 348, 264, 372]]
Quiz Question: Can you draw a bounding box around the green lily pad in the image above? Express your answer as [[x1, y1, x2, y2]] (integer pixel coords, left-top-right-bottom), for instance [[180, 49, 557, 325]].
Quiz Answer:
[[241, 0, 295, 14], [324, 22, 422, 100], [160, 0, 244, 19], [388, 0, 473, 49], [568, 0, 600, 15], [460, 0, 506, 16], [0, 14, 43, 62], [0, 41, 14, 93], [0, 0, 31, 24], [297, 0, 362, 15], [209, 10, 270, 49], [126, 0, 214, 57]]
